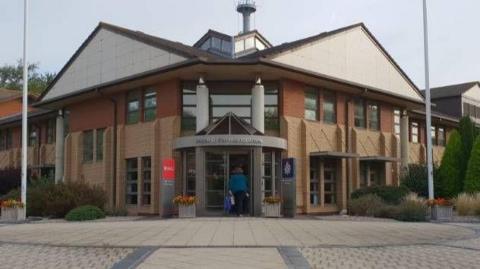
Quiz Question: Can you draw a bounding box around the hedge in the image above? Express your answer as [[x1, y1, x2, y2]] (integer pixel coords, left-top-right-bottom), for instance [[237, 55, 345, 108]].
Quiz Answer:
[[350, 185, 409, 205], [465, 136, 480, 193], [65, 205, 105, 221]]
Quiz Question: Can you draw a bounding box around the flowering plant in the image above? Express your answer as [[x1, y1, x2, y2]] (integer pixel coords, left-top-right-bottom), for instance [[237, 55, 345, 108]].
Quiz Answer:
[[427, 198, 453, 207], [173, 195, 197, 206], [0, 199, 24, 209], [263, 196, 281, 204]]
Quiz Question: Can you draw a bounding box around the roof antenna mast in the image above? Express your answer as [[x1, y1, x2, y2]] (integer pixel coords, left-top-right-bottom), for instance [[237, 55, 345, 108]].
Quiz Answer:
[[237, 0, 256, 33]]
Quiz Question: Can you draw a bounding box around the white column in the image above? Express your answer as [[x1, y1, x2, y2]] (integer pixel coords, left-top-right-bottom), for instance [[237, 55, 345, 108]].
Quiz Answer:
[[196, 77, 209, 133], [400, 109, 409, 175], [54, 109, 65, 183], [251, 77, 265, 133]]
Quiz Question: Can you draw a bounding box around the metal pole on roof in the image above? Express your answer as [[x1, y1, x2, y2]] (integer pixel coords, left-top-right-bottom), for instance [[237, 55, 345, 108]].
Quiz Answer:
[[21, 0, 29, 220], [423, 0, 434, 200]]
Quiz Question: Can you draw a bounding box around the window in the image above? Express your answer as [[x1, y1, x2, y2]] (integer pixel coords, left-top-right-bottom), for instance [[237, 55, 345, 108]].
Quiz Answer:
[[438, 127, 446, 146], [28, 125, 39, 146], [142, 157, 151, 205], [354, 99, 366, 128], [368, 102, 380, 131], [182, 83, 196, 130], [200, 38, 211, 50], [245, 37, 255, 50], [221, 40, 232, 54], [185, 151, 196, 196], [323, 160, 337, 205], [304, 89, 318, 121], [310, 161, 319, 206], [322, 91, 336, 124], [127, 92, 140, 124], [211, 37, 221, 50], [126, 158, 138, 205], [463, 102, 469, 116], [265, 85, 279, 130], [96, 129, 104, 161], [394, 109, 401, 138], [143, 90, 156, 122], [210, 92, 251, 123], [256, 39, 266, 50], [83, 130, 94, 162], [0, 129, 11, 151], [431, 126, 436, 145], [411, 122, 419, 143], [361, 162, 385, 187], [47, 119, 55, 144], [235, 40, 245, 53]]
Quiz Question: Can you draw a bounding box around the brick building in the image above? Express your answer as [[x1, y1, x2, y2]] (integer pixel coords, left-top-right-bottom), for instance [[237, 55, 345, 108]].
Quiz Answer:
[[0, 6, 459, 216]]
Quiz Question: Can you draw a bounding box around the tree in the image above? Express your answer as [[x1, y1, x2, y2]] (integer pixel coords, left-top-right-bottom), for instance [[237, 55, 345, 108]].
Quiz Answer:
[[436, 130, 463, 197], [464, 136, 480, 193], [458, 116, 478, 190], [0, 59, 55, 95]]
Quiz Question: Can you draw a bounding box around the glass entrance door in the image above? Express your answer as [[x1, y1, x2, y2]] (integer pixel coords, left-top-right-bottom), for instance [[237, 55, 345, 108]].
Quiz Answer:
[[205, 152, 226, 209], [205, 151, 252, 213]]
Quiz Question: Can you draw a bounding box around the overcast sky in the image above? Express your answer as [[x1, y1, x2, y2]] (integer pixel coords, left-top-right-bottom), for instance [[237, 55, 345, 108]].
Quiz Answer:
[[1, 0, 478, 88]]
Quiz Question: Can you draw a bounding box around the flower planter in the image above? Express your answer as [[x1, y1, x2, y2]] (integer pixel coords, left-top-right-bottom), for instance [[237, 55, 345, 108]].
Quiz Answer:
[[431, 205, 453, 221], [1, 207, 26, 222], [264, 203, 281, 218], [178, 204, 196, 218]]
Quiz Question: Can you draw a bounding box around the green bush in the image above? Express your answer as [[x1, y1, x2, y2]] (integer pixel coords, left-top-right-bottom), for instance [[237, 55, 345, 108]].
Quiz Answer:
[[464, 136, 480, 193], [65, 205, 105, 221], [0, 180, 106, 218], [348, 194, 385, 217], [460, 117, 478, 189], [401, 164, 441, 198], [392, 200, 427, 222], [351, 185, 409, 205], [437, 130, 463, 198]]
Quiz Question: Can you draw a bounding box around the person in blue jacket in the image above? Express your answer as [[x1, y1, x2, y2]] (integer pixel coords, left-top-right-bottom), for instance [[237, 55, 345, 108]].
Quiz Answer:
[[228, 166, 249, 216]]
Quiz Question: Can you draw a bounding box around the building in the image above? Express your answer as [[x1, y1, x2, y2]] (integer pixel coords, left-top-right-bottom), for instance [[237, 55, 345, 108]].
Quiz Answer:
[[0, 4, 457, 216], [426, 81, 480, 124]]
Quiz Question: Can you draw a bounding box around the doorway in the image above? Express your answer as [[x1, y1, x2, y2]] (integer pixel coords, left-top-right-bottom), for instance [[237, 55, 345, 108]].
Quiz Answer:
[[204, 150, 252, 214]]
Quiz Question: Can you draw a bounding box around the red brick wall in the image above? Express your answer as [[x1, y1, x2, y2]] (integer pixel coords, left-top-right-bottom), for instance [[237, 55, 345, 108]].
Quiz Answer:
[[157, 79, 181, 118], [281, 80, 305, 118], [69, 98, 114, 132], [380, 104, 393, 133], [336, 94, 346, 125]]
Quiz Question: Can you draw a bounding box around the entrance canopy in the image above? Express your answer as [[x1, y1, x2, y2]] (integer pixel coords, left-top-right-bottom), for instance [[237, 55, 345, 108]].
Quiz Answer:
[[310, 151, 359, 159], [359, 156, 399, 162], [174, 112, 287, 150]]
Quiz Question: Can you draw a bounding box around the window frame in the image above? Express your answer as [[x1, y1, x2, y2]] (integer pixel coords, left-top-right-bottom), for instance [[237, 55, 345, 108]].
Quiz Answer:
[[82, 130, 94, 163], [354, 98, 366, 128], [410, 121, 419, 143], [96, 128, 105, 161], [367, 102, 380, 131], [126, 91, 141, 124], [143, 89, 157, 122], [142, 156, 152, 205], [264, 84, 279, 130], [304, 88, 319, 121], [47, 118, 55, 144], [322, 90, 337, 124], [126, 158, 138, 205], [28, 124, 39, 147], [437, 127, 446, 146], [393, 109, 401, 138], [181, 83, 197, 131]]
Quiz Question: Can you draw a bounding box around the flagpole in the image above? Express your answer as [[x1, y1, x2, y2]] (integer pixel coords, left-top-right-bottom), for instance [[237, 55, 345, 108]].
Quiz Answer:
[[423, 0, 434, 200], [21, 0, 29, 220]]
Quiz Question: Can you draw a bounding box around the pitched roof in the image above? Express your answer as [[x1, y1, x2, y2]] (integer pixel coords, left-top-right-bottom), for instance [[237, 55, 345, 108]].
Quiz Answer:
[[425, 81, 480, 99], [0, 108, 54, 126], [0, 88, 21, 101]]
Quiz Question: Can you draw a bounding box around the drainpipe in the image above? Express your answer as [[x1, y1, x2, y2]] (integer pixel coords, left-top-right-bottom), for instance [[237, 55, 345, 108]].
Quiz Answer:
[[97, 89, 117, 209], [345, 98, 351, 211], [54, 110, 64, 183]]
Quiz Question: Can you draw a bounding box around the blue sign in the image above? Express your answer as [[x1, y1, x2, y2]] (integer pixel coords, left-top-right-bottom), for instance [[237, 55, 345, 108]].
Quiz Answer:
[[282, 158, 296, 179]]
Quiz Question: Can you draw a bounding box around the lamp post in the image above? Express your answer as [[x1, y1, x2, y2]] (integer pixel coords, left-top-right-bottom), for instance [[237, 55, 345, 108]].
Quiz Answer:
[[21, 0, 29, 220], [423, 0, 434, 200]]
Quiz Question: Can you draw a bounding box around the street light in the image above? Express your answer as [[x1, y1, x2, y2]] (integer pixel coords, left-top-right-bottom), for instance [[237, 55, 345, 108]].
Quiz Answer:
[[423, 0, 434, 200]]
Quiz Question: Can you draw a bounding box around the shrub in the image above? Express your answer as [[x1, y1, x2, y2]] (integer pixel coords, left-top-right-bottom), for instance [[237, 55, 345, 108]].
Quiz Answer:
[[65, 205, 105, 221], [348, 194, 385, 217], [351, 185, 409, 205], [464, 136, 480, 193], [437, 130, 463, 198], [393, 199, 428, 222], [401, 164, 440, 198], [459, 117, 478, 189], [454, 193, 480, 216], [0, 180, 106, 218]]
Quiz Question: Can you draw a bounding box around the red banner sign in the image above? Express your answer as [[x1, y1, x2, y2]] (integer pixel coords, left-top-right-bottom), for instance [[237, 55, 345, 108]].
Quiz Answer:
[[162, 159, 175, 180]]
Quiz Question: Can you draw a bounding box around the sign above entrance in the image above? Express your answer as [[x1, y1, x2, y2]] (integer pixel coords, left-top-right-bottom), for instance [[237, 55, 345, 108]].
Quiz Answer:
[[173, 135, 287, 150], [162, 159, 175, 180], [282, 158, 296, 179]]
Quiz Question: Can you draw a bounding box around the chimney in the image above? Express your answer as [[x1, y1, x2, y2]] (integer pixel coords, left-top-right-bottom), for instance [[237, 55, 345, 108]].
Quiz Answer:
[[236, 0, 256, 33]]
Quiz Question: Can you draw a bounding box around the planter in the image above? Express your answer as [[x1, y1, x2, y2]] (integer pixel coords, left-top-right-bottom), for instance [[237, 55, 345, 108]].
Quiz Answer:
[[1, 207, 26, 222], [431, 205, 453, 221], [178, 204, 196, 218], [264, 203, 281, 218]]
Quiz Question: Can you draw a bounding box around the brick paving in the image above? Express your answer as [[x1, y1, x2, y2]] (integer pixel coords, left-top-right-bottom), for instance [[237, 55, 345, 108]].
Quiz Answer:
[[0, 243, 133, 269], [0, 218, 479, 268]]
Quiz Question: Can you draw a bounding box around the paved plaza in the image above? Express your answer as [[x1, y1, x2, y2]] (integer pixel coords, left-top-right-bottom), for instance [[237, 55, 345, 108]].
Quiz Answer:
[[0, 218, 479, 268]]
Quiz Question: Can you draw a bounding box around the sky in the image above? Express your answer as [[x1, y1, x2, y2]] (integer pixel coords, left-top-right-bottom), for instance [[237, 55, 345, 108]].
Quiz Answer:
[[0, 0, 478, 88]]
